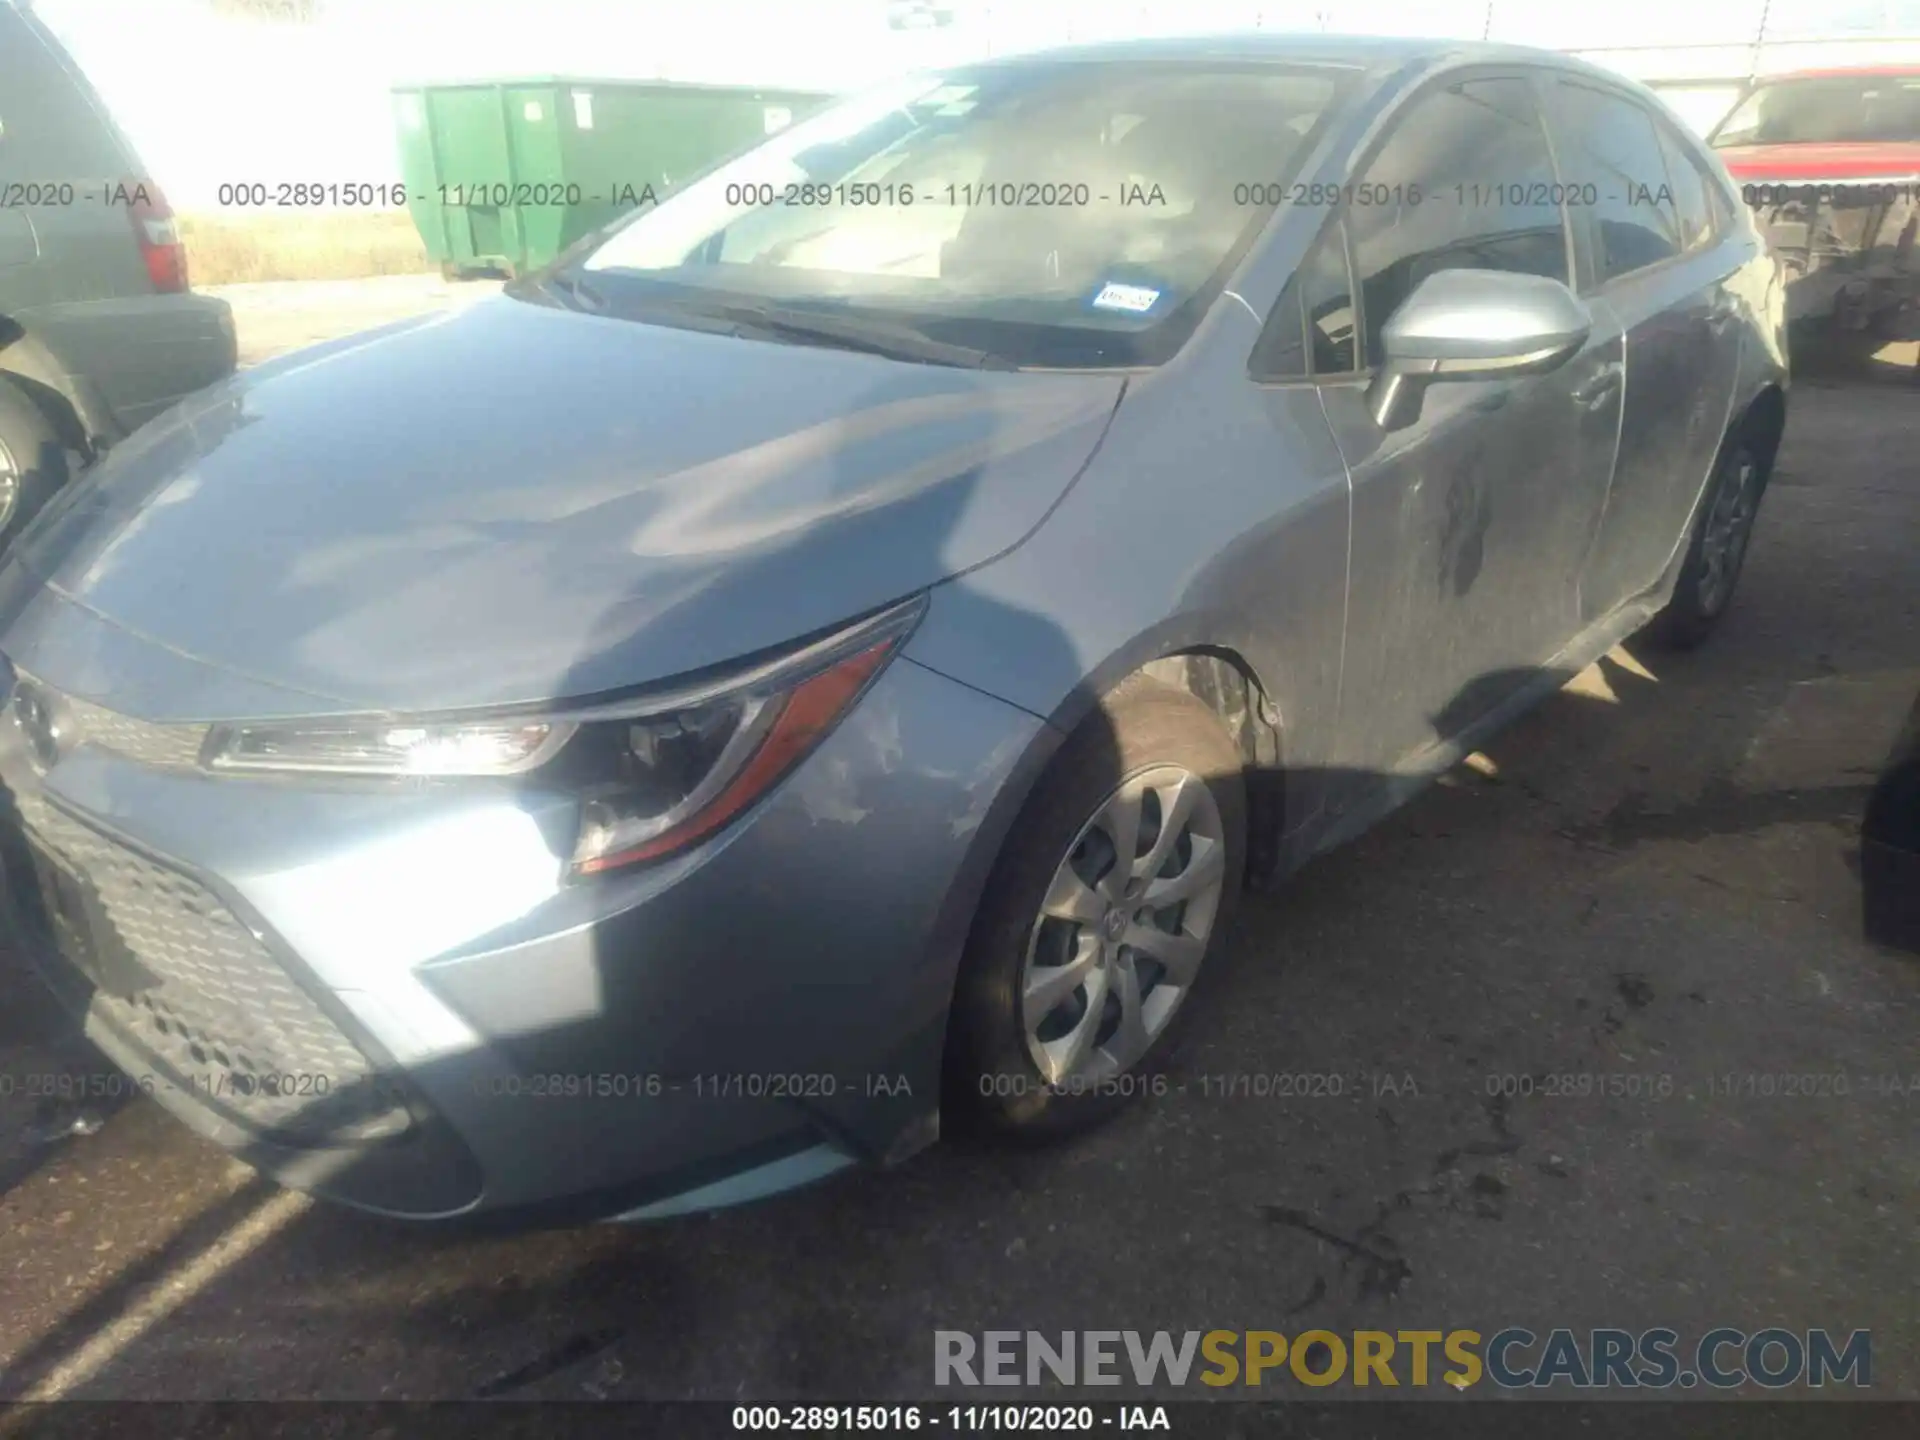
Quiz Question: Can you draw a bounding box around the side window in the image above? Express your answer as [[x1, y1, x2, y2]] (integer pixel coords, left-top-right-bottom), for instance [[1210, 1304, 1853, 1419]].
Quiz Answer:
[[1255, 220, 1358, 380], [1344, 77, 1568, 369], [1549, 82, 1684, 285], [1655, 121, 1716, 252], [1302, 224, 1360, 375]]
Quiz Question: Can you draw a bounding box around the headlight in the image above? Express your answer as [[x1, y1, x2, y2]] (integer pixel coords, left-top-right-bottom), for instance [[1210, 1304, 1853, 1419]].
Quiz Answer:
[[204, 718, 573, 776], [202, 597, 924, 873]]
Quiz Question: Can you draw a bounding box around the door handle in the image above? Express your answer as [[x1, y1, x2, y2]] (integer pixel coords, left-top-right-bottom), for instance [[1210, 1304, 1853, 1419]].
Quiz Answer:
[[1570, 367, 1621, 409]]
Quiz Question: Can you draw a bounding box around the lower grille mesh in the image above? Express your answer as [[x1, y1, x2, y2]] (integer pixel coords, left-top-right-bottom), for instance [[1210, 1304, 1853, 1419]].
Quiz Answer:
[[7, 785, 408, 1143]]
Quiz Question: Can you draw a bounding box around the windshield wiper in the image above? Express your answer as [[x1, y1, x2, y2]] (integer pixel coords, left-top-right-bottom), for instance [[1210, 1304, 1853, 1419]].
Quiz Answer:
[[702, 302, 1018, 370], [551, 285, 1018, 369], [541, 270, 607, 313]]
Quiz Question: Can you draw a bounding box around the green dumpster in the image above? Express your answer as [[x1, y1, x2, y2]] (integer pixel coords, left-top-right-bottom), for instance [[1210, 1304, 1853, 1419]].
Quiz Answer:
[[391, 78, 835, 279]]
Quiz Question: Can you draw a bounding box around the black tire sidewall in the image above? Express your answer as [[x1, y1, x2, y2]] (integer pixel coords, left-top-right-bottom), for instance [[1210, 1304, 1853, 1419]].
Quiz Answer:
[[1655, 435, 1762, 650], [946, 675, 1248, 1141], [0, 382, 69, 553]]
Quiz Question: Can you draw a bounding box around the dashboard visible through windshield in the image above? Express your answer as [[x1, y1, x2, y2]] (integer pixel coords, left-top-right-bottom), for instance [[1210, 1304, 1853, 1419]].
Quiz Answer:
[[569, 60, 1353, 368]]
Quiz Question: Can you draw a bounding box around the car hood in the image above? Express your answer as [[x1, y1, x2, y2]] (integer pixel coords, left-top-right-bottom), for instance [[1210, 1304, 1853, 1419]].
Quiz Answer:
[[1715, 141, 1920, 181], [0, 296, 1123, 720]]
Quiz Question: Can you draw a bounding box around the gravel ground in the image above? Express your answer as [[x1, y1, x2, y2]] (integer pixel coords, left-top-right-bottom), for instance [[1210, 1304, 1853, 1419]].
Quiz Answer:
[[0, 317, 1913, 1406]]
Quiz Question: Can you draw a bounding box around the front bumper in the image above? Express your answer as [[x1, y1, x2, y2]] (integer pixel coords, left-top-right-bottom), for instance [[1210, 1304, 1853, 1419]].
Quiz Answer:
[[0, 642, 1044, 1224]]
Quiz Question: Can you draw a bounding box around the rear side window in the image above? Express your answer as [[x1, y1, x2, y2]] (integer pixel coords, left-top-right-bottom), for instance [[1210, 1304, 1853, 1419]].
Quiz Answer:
[[1655, 122, 1717, 253], [1343, 76, 1568, 368], [0, 16, 127, 178], [1548, 82, 1685, 285]]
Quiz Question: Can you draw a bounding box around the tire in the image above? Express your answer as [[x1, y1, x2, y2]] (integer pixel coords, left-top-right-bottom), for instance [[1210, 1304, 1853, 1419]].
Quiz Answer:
[[1649, 431, 1767, 650], [946, 674, 1247, 1140], [0, 380, 70, 555]]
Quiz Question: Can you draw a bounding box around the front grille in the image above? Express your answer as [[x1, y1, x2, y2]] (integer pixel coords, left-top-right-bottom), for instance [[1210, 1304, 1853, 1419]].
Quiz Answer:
[[4, 668, 209, 770], [55, 689, 209, 769], [6, 784, 410, 1144]]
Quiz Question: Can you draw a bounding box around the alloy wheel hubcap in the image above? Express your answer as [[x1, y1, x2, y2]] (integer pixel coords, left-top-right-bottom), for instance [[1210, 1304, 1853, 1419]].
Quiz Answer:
[[1018, 765, 1227, 1088], [1698, 453, 1758, 616]]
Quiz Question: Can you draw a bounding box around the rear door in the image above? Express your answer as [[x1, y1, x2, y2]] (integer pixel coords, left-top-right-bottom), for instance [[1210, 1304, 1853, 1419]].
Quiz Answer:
[[1655, 111, 1747, 526], [1544, 78, 1743, 625]]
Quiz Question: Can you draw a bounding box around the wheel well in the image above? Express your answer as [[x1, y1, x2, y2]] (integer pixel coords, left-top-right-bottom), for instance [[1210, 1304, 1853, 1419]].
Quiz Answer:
[[0, 318, 94, 457], [1136, 648, 1286, 887]]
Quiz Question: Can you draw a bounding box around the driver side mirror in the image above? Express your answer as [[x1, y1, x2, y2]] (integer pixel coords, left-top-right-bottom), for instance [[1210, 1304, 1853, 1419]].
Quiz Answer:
[[1368, 268, 1593, 432]]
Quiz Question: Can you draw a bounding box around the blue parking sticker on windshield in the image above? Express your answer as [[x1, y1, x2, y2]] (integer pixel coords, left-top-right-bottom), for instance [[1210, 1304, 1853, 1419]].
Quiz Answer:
[[1090, 281, 1162, 314]]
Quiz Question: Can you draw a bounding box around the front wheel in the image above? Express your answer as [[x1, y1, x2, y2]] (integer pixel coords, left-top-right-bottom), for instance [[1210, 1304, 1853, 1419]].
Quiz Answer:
[[1650, 435, 1766, 650], [947, 675, 1247, 1139]]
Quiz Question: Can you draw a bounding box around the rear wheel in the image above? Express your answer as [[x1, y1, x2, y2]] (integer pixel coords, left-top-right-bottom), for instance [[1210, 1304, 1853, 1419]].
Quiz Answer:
[[0, 380, 69, 554], [947, 675, 1246, 1139], [1650, 433, 1766, 650]]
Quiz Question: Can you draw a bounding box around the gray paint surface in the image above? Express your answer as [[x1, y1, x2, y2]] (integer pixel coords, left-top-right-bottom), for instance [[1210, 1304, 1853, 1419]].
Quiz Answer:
[[0, 35, 1790, 1224], [10, 300, 1123, 714]]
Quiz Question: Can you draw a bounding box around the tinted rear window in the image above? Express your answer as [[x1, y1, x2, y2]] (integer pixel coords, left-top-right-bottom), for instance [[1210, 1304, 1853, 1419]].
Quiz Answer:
[[1547, 82, 1685, 286]]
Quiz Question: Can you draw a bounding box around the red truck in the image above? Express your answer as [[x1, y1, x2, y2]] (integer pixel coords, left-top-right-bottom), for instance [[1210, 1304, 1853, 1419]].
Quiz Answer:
[[1708, 66, 1920, 355]]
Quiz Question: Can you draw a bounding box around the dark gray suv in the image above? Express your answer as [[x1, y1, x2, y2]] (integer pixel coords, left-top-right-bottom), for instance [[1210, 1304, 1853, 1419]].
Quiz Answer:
[[0, 0, 236, 547]]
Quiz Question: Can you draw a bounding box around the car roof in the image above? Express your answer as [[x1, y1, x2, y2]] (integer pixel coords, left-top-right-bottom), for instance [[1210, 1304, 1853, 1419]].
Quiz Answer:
[[964, 33, 1662, 116], [968, 32, 1596, 74]]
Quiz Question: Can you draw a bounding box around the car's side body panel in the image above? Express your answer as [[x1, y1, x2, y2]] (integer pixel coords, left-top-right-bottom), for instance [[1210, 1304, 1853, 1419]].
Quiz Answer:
[[908, 47, 1790, 876], [903, 334, 1354, 839]]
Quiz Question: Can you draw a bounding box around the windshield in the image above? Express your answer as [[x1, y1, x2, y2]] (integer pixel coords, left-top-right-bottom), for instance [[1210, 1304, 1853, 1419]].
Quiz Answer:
[[574, 60, 1352, 368], [1710, 74, 1920, 147]]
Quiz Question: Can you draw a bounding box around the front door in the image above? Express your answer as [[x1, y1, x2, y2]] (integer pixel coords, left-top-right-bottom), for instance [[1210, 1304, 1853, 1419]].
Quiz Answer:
[[1311, 72, 1619, 779]]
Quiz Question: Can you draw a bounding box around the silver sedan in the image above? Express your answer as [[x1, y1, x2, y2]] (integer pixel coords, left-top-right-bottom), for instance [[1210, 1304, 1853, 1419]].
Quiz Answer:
[[0, 36, 1786, 1225]]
